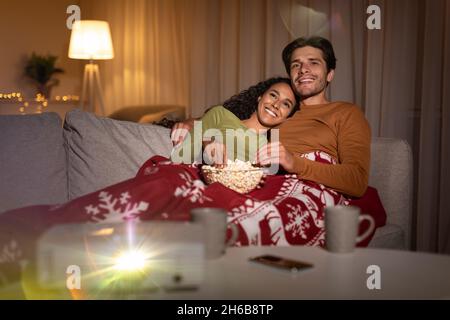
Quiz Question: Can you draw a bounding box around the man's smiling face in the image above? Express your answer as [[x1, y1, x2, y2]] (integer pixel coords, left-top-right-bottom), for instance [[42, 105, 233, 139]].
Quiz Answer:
[[289, 46, 334, 104]]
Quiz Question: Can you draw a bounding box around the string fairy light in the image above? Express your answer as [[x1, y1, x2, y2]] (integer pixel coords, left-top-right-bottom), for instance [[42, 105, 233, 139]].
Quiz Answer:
[[1, 92, 80, 115]]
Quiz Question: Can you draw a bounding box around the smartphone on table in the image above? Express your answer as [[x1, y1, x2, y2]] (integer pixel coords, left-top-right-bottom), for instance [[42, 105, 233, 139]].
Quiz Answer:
[[249, 255, 313, 273]]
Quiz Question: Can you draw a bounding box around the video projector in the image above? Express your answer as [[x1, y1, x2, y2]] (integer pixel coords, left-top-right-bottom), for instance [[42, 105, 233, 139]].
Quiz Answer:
[[36, 220, 205, 293]]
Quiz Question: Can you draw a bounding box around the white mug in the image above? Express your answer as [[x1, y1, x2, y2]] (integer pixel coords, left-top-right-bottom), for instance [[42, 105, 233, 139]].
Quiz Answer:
[[324, 205, 375, 253], [190, 208, 239, 259]]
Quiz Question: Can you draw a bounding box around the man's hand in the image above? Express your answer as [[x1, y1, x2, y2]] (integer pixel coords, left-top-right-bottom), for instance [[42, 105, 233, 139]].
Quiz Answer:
[[203, 140, 228, 166], [171, 119, 195, 146], [256, 141, 295, 172]]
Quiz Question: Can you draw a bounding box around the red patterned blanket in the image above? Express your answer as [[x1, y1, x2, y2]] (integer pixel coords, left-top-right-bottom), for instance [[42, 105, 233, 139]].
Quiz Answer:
[[0, 152, 386, 285]]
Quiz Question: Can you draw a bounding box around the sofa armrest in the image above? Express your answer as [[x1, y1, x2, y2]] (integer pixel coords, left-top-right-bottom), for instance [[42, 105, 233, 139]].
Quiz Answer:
[[369, 137, 413, 249]]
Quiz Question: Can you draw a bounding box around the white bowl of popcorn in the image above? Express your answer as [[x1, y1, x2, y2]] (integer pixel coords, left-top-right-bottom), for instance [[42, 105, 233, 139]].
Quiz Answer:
[[201, 160, 264, 194]]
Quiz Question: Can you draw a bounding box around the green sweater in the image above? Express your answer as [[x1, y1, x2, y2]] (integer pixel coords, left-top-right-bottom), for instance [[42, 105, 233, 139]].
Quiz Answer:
[[172, 106, 268, 164]]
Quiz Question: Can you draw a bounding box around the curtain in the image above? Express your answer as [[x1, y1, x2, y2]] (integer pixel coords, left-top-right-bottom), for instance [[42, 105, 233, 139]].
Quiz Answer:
[[414, 0, 450, 253], [82, 0, 450, 254]]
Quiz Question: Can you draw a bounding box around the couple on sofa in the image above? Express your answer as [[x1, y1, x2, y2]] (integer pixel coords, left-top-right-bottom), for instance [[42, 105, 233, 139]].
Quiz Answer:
[[0, 36, 380, 284], [172, 36, 370, 198], [163, 35, 373, 245]]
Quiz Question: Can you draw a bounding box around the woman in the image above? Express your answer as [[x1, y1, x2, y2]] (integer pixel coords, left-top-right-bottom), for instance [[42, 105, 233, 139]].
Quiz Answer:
[[172, 77, 299, 165]]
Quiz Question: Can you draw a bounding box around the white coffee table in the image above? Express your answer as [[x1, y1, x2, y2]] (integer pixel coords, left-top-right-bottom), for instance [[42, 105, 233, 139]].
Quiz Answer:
[[3, 246, 449, 300], [151, 246, 450, 300]]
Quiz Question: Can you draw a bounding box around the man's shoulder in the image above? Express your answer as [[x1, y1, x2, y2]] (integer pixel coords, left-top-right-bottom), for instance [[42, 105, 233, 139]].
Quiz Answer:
[[329, 101, 362, 110], [329, 102, 370, 133], [328, 101, 366, 117]]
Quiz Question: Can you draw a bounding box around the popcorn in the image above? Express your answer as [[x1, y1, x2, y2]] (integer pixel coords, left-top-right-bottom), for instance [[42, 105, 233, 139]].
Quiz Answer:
[[202, 159, 255, 171], [202, 160, 264, 194]]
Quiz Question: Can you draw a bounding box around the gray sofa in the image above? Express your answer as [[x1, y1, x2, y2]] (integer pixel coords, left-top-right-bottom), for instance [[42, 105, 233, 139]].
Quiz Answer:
[[0, 109, 413, 249]]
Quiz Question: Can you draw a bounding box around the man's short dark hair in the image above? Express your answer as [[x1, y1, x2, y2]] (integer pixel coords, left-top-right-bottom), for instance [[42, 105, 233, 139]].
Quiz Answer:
[[282, 36, 337, 74]]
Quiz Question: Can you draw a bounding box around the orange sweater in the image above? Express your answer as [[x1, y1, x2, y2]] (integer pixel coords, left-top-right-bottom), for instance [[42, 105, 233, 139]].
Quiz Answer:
[[279, 102, 371, 197]]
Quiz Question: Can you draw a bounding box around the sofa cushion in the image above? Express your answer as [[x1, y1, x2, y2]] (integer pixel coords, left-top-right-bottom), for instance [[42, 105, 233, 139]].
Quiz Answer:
[[63, 109, 173, 199], [0, 112, 68, 213]]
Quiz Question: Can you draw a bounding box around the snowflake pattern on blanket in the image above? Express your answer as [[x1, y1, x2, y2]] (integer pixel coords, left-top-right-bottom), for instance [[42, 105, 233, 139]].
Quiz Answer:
[[225, 172, 348, 247], [85, 191, 150, 223]]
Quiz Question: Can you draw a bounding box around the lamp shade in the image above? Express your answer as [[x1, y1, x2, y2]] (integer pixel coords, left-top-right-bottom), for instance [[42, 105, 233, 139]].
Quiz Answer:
[[68, 20, 114, 60]]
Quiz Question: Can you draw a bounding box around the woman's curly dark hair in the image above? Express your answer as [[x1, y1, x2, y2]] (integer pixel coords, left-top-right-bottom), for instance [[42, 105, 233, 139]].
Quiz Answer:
[[221, 77, 300, 120]]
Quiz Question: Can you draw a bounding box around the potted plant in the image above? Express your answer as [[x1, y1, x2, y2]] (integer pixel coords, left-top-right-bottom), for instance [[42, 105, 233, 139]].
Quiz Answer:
[[24, 52, 64, 99]]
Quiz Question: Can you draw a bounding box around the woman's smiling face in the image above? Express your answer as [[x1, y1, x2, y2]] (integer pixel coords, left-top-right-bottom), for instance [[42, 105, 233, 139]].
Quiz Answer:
[[256, 82, 296, 128]]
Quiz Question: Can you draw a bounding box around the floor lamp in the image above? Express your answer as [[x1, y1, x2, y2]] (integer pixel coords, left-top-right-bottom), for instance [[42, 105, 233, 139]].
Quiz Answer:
[[68, 20, 114, 115]]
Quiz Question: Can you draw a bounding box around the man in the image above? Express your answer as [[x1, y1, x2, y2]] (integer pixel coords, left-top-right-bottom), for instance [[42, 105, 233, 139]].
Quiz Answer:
[[172, 36, 371, 197], [256, 36, 371, 197]]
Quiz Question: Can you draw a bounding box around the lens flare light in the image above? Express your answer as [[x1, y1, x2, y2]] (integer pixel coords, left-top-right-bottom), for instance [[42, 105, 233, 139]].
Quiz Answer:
[[114, 250, 147, 272]]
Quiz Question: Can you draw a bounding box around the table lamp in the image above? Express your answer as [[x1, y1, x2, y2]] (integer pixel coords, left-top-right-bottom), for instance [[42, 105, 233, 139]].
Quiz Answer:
[[68, 20, 114, 115]]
